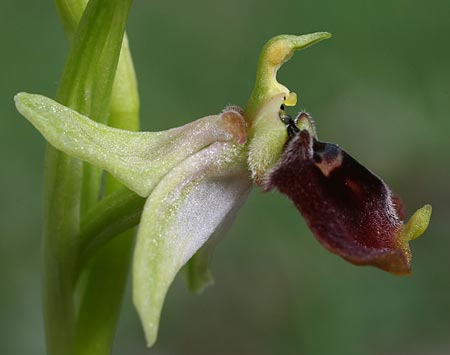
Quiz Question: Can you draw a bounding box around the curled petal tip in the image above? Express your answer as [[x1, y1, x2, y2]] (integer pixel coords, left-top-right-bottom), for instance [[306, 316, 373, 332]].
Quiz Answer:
[[245, 32, 331, 122], [288, 32, 332, 50], [263, 32, 332, 66]]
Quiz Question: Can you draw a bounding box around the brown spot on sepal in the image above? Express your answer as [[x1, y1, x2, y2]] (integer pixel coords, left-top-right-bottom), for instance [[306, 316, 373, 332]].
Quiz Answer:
[[221, 106, 247, 145], [265, 129, 413, 275]]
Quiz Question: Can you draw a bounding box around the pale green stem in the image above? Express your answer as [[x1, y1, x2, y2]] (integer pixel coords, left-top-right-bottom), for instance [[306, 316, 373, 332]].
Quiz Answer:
[[76, 189, 145, 273], [55, 0, 89, 36], [67, 4, 141, 355], [43, 145, 80, 355], [44, 0, 134, 354]]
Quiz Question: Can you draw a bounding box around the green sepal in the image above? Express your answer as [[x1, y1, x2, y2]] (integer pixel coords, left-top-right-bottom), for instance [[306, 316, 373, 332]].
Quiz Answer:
[[133, 142, 251, 346], [15, 93, 241, 197], [184, 193, 245, 294]]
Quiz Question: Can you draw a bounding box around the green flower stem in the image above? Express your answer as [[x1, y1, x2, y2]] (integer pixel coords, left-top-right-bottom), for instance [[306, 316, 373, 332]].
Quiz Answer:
[[44, 0, 133, 354], [55, 0, 89, 37], [56, 0, 132, 123], [42, 146, 80, 355], [74, 234, 135, 355], [56, 0, 139, 214], [77, 189, 144, 271], [75, 137, 140, 353], [108, 35, 140, 134], [68, 0, 135, 222], [61, 0, 134, 214], [75, 192, 143, 355], [56, 0, 141, 353]]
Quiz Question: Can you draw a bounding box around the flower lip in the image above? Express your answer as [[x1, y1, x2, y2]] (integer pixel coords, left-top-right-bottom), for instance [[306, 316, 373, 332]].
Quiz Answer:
[[265, 113, 430, 274]]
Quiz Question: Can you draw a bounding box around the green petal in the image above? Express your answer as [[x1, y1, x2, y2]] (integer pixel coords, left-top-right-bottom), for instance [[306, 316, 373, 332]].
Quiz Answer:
[[15, 93, 243, 197], [245, 32, 331, 121], [402, 204, 432, 241], [132, 142, 252, 346]]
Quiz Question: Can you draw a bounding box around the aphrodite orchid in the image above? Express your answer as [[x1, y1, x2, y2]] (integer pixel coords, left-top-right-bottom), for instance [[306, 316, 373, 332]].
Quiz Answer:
[[15, 32, 431, 346]]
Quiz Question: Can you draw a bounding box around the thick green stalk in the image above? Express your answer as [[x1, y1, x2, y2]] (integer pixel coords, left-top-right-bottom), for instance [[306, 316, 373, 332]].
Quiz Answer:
[[74, 234, 134, 355], [44, 0, 133, 354], [61, 0, 134, 213], [75, 64, 141, 352], [77, 189, 144, 271], [43, 145, 80, 355], [55, 0, 97, 225], [55, 0, 89, 37], [64, 3, 141, 355]]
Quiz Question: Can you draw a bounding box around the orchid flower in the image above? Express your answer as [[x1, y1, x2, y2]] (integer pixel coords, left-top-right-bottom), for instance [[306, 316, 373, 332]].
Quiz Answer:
[[15, 32, 431, 346]]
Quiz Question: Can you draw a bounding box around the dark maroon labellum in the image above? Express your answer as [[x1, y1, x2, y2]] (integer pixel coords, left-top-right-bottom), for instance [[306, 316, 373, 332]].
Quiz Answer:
[[265, 128, 412, 274]]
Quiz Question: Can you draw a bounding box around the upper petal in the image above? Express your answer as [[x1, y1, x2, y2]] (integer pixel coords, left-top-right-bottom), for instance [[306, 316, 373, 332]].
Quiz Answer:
[[265, 129, 431, 274], [132, 141, 252, 346], [244, 33, 331, 184]]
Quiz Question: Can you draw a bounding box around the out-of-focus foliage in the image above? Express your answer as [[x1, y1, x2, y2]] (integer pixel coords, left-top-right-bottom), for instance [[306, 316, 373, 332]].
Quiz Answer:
[[1, 0, 449, 354]]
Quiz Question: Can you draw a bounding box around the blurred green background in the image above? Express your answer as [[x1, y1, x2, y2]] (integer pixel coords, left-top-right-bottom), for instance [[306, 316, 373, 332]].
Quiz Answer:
[[1, 0, 449, 354]]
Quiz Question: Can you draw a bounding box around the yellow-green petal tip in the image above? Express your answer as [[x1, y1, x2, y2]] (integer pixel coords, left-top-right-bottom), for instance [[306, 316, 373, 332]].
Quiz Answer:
[[403, 204, 432, 241]]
